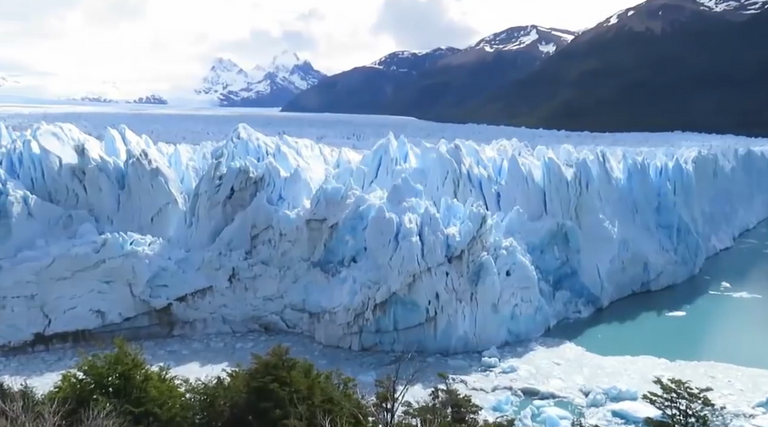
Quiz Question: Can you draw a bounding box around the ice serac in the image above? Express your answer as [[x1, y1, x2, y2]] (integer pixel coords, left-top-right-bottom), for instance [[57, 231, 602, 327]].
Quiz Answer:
[[2, 122, 768, 353]]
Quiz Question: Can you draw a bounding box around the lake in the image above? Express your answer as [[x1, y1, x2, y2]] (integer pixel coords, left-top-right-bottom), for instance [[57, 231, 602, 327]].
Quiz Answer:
[[547, 221, 768, 369]]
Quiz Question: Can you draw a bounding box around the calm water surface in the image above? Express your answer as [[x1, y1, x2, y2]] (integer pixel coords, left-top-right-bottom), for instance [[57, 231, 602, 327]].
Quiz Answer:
[[547, 221, 768, 369]]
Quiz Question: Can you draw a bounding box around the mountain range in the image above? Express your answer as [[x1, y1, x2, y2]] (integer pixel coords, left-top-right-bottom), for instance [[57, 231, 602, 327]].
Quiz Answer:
[[282, 0, 768, 137], [195, 51, 326, 107], [75, 94, 169, 105], [281, 25, 577, 118], [460, 0, 768, 136], [3, 0, 765, 136], [0, 51, 326, 108]]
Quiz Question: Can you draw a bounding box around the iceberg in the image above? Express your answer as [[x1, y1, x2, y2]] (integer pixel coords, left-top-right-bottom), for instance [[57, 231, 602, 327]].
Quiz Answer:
[[2, 121, 768, 353]]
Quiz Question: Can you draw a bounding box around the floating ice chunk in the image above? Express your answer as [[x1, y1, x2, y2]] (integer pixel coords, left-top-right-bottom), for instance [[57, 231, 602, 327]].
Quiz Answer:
[[539, 406, 573, 421], [601, 385, 639, 402], [491, 394, 518, 414], [481, 357, 501, 369], [709, 291, 763, 299], [665, 311, 687, 317], [755, 396, 768, 411], [516, 407, 535, 427], [721, 281, 732, 289], [586, 390, 608, 408], [536, 412, 565, 427], [499, 363, 518, 374], [606, 401, 662, 423]]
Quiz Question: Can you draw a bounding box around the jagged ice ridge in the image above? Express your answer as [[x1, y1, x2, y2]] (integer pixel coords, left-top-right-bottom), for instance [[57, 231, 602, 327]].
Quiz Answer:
[[1, 122, 768, 353]]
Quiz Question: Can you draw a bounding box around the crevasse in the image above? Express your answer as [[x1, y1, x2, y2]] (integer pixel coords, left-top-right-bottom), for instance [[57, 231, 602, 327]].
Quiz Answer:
[[1, 122, 767, 353]]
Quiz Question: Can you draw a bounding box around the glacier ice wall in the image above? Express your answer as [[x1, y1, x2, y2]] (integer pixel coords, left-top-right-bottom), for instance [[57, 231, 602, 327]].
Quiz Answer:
[[1, 121, 768, 353]]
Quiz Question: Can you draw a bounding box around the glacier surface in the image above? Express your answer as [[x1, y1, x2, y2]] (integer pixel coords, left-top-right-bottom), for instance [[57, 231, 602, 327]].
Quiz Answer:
[[2, 121, 768, 353]]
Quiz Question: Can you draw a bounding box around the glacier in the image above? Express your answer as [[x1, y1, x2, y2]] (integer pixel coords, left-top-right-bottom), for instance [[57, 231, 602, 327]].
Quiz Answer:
[[1, 121, 768, 353]]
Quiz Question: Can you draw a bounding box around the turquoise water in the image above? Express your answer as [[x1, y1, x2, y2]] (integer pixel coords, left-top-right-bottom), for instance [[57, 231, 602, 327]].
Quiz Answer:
[[547, 221, 768, 369]]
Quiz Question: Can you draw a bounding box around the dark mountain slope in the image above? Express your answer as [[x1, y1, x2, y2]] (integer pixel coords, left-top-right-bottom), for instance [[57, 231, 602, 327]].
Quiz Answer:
[[392, 44, 552, 121], [462, 6, 768, 136], [282, 26, 575, 117], [279, 66, 419, 115]]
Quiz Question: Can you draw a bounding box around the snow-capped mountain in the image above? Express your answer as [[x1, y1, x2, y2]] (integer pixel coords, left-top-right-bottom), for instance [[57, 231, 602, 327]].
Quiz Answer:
[[196, 51, 326, 108], [283, 24, 576, 116], [76, 95, 119, 103], [470, 25, 577, 55], [70, 81, 166, 104], [131, 94, 168, 105], [586, 0, 767, 40], [363, 25, 575, 75], [695, 0, 768, 13], [73, 94, 169, 105], [195, 58, 253, 97], [368, 47, 461, 72]]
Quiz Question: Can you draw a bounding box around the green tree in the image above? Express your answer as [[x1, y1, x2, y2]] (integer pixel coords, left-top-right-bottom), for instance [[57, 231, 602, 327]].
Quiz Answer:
[[200, 344, 370, 427], [400, 373, 515, 427], [642, 377, 726, 427], [370, 352, 423, 427], [185, 374, 239, 427], [48, 339, 191, 427]]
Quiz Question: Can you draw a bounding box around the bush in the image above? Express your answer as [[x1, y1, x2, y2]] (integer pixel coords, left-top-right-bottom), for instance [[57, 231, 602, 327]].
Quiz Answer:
[[0, 381, 61, 426], [47, 339, 191, 427], [0, 380, 126, 427]]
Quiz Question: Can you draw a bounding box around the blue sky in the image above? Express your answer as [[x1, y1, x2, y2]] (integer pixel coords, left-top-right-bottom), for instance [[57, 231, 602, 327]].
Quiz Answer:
[[0, 0, 643, 93]]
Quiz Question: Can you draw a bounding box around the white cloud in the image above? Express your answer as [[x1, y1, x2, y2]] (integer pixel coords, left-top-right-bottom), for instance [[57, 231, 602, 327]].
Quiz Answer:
[[373, 0, 479, 51], [0, 0, 644, 96]]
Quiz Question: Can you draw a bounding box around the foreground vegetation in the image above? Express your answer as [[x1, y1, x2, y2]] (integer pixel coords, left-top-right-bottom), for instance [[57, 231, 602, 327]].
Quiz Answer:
[[0, 340, 728, 426]]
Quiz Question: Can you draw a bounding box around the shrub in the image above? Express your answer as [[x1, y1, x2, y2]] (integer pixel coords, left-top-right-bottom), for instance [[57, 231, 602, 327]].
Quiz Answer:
[[0, 381, 60, 427], [0, 380, 126, 427], [47, 339, 191, 427]]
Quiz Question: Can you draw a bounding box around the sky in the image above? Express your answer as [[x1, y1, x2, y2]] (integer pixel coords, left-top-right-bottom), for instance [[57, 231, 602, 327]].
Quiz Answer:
[[0, 0, 645, 97]]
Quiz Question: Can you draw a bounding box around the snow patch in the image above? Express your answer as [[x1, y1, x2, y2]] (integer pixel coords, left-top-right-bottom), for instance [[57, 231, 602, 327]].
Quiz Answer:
[[696, 0, 768, 13], [538, 42, 557, 54], [606, 401, 662, 423]]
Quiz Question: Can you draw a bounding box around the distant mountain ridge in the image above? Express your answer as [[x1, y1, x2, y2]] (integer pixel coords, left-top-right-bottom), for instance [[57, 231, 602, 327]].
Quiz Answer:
[[577, 0, 768, 42], [196, 51, 326, 107], [283, 0, 768, 137], [74, 94, 169, 105], [470, 25, 577, 53], [458, 0, 768, 137], [281, 24, 576, 117], [368, 47, 462, 72]]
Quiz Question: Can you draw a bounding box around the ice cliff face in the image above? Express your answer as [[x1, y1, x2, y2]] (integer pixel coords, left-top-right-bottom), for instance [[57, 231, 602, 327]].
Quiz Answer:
[[2, 122, 768, 353]]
